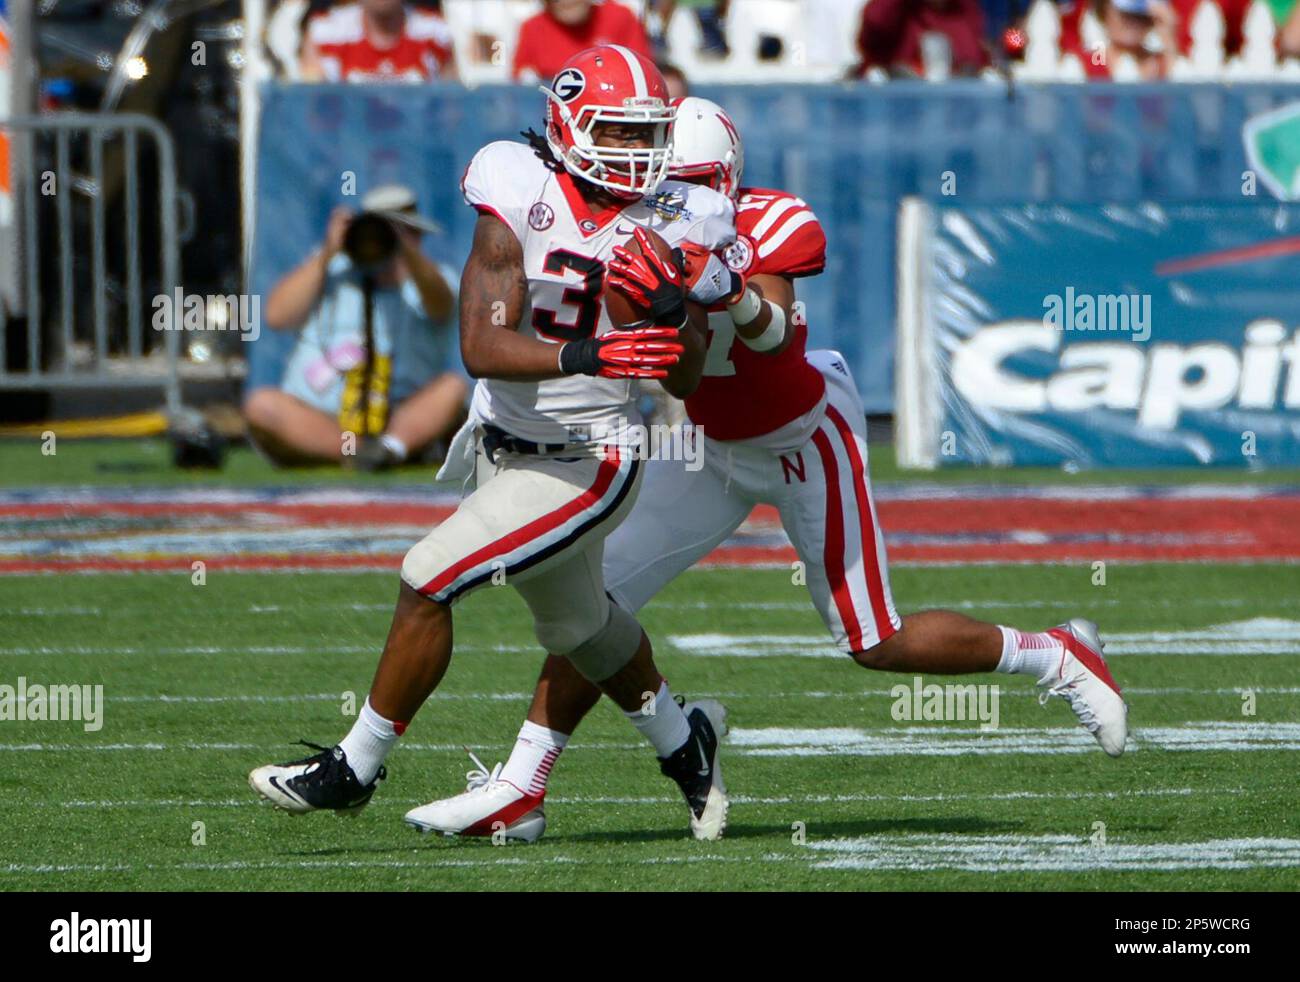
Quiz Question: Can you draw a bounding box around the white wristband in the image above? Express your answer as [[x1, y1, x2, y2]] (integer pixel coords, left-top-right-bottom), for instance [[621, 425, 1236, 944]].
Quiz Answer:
[[738, 300, 786, 352], [728, 286, 762, 325]]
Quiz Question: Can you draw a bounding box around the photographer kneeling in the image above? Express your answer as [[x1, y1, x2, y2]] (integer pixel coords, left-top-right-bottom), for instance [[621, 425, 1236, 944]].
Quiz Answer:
[[244, 186, 467, 471]]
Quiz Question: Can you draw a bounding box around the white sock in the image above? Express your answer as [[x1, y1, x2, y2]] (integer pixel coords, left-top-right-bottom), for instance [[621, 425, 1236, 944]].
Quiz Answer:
[[380, 433, 409, 461], [338, 698, 402, 785], [498, 720, 568, 796], [995, 626, 1064, 681], [625, 681, 692, 757]]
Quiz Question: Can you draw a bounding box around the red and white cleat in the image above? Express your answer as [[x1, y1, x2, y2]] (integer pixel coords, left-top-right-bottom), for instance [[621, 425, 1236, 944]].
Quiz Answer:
[[1041, 618, 1129, 758], [404, 752, 546, 843]]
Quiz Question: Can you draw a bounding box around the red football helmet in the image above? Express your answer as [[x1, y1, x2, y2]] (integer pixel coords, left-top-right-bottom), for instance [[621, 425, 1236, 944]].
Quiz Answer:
[[542, 45, 676, 199]]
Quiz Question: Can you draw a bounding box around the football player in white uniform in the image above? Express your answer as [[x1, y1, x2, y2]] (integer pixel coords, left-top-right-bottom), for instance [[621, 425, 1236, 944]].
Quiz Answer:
[[409, 97, 1130, 843], [250, 46, 743, 841]]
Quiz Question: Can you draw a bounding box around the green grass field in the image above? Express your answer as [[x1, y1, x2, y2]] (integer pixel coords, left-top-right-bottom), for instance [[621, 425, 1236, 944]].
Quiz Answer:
[[4, 561, 1299, 891]]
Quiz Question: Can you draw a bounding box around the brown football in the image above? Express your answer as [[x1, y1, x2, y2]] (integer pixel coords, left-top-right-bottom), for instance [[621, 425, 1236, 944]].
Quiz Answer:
[[603, 226, 677, 328]]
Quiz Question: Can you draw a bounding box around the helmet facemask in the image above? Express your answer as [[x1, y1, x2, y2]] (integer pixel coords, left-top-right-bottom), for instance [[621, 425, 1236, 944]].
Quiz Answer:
[[543, 86, 676, 199]]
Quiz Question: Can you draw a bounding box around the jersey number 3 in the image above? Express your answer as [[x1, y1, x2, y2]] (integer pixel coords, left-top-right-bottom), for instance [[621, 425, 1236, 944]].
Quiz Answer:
[[532, 250, 604, 343]]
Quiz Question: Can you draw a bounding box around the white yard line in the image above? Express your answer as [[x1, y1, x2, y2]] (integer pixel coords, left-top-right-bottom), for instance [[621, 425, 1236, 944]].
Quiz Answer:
[[808, 834, 1300, 872], [106, 692, 533, 704], [0, 607, 103, 616], [6, 723, 1300, 756], [33, 788, 1210, 810], [0, 597, 1278, 618], [7, 833, 1300, 877], [0, 741, 640, 752], [95, 686, 1300, 705], [728, 722, 1300, 756], [669, 618, 1300, 657], [0, 853, 767, 876], [9, 619, 1300, 660], [0, 643, 534, 656]]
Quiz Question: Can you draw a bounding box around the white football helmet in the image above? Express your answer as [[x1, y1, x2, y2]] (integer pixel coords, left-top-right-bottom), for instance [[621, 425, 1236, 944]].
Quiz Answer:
[[667, 96, 744, 200]]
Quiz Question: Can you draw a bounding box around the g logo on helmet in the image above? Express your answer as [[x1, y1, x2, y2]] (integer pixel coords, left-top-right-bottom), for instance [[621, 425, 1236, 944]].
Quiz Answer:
[[552, 68, 586, 103]]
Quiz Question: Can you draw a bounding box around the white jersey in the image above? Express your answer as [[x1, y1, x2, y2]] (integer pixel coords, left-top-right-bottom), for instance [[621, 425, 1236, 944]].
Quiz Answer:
[[461, 140, 736, 445]]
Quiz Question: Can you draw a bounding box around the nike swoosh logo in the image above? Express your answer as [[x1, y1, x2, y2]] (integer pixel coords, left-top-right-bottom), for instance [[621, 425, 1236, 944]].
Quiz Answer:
[[695, 736, 710, 777], [268, 775, 306, 805], [616, 223, 639, 236]]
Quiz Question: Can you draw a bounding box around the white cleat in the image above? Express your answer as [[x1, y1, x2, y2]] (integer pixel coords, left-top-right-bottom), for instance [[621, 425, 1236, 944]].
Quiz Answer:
[[248, 741, 383, 815], [404, 752, 546, 843], [1040, 618, 1129, 757], [661, 698, 729, 842]]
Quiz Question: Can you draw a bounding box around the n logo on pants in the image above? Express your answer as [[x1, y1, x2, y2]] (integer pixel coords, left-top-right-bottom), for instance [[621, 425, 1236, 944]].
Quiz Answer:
[[780, 452, 806, 484]]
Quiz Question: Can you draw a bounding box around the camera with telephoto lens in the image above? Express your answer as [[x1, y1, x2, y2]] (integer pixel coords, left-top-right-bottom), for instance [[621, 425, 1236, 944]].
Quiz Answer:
[[343, 211, 400, 273]]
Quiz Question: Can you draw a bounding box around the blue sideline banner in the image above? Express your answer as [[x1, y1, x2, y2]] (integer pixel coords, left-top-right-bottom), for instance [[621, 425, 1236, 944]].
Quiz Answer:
[[247, 82, 1300, 412], [895, 200, 1300, 468]]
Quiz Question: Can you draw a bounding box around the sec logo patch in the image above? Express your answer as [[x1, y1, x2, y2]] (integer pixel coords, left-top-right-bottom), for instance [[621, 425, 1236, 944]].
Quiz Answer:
[[724, 234, 756, 275], [528, 202, 555, 230]]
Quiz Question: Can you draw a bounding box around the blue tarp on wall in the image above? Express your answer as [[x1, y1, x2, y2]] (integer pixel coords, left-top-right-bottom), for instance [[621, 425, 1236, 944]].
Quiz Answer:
[[923, 201, 1300, 468], [249, 81, 1300, 412]]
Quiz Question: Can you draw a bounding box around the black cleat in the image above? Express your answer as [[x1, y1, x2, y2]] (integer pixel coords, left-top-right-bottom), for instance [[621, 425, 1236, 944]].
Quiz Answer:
[[658, 699, 729, 840], [249, 741, 385, 815]]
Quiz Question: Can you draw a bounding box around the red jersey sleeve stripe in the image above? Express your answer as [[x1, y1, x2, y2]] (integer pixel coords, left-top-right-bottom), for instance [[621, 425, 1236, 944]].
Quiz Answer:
[[748, 197, 806, 241], [757, 211, 819, 259]]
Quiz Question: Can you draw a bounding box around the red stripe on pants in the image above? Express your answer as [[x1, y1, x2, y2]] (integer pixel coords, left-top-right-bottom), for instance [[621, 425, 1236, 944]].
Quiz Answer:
[[825, 405, 896, 644], [417, 447, 623, 598], [811, 427, 864, 651]]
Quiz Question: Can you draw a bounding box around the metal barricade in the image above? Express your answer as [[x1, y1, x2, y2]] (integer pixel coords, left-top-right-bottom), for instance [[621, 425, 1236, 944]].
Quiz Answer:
[[0, 113, 181, 413]]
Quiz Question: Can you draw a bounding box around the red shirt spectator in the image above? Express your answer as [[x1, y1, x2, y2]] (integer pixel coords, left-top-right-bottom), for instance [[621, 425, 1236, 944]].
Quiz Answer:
[[858, 0, 991, 75], [513, 1, 653, 81], [1059, 0, 1250, 60], [301, 0, 456, 82], [1058, 0, 1179, 79]]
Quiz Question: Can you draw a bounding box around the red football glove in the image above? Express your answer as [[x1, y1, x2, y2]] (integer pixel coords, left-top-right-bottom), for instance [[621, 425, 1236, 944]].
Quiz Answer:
[[677, 241, 746, 305], [559, 326, 684, 379], [607, 227, 688, 326]]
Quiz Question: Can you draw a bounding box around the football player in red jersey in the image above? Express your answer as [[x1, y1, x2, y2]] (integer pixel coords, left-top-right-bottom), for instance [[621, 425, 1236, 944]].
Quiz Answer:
[[251, 49, 742, 842], [412, 97, 1129, 844]]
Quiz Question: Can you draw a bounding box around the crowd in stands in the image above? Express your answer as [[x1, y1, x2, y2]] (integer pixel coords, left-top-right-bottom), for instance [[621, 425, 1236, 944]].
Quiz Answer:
[[262, 0, 1300, 84]]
